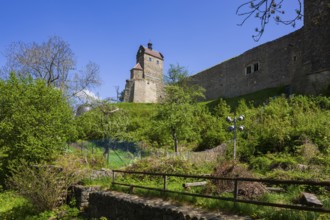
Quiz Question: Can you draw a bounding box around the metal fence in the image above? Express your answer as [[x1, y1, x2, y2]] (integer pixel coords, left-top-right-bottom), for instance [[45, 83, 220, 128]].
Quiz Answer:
[[112, 170, 330, 213]]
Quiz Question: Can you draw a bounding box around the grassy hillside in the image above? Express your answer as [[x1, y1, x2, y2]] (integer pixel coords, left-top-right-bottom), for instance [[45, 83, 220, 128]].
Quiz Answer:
[[203, 86, 287, 111]]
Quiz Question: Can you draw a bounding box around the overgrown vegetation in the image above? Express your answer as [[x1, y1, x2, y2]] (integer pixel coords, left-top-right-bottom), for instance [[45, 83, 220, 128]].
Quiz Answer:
[[1, 65, 330, 219], [112, 156, 330, 220], [0, 73, 76, 185]]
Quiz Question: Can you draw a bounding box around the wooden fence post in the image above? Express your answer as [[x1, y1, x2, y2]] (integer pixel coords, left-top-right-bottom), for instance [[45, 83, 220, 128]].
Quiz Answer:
[[163, 175, 167, 192], [234, 178, 238, 207], [112, 170, 115, 185]]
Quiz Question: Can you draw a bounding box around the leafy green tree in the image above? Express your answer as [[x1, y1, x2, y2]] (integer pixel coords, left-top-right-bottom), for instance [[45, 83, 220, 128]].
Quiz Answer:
[[194, 105, 228, 151], [75, 101, 128, 141], [75, 101, 130, 163], [154, 84, 205, 153], [0, 73, 76, 185], [213, 98, 231, 118], [164, 64, 189, 85]]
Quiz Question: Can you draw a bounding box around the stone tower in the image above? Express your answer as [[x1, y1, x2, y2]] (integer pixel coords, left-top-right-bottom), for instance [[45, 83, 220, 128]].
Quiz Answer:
[[292, 0, 330, 94], [123, 42, 164, 103]]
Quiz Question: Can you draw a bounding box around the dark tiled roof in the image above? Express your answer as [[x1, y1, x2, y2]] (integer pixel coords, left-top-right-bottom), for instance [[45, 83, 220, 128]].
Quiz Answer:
[[143, 46, 164, 60]]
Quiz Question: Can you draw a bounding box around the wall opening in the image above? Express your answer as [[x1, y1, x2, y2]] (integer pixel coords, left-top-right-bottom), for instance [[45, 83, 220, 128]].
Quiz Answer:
[[245, 62, 260, 75]]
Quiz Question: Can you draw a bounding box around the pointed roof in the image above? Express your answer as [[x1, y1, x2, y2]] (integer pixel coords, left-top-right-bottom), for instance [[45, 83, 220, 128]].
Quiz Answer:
[[137, 45, 164, 60], [131, 63, 143, 70]]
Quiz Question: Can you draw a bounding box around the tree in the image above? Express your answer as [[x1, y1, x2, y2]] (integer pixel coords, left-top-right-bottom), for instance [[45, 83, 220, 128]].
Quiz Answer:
[[237, 0, 303, 41], [114, 86, 120, 102], [1, 36, 100, 101], [118, 89, 125, 102], [155, 65, 205, 153], [164, 64, 189, 85], [75, 100, 129, 162], [0, 73, 76, 185], [161, 65, 205, 153]]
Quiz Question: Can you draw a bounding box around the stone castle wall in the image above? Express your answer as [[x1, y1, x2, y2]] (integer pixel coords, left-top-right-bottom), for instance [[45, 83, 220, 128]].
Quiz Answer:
[[124, 1, 329, 102], [190, 0, 329, 99], [190, 30, 304, 99], [133, 79, 158, 103]]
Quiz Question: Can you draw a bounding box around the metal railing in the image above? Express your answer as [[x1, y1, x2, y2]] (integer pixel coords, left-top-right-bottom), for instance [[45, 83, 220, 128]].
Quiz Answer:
[[112, 170, 330, 213]]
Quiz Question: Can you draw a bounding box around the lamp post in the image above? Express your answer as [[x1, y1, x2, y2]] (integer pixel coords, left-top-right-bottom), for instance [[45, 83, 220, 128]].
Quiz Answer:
[[226, 115, 244, 160]]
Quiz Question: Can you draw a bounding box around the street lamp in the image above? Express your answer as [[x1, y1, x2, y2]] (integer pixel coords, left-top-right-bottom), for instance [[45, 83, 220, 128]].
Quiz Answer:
[[226, 115, 244, 160]]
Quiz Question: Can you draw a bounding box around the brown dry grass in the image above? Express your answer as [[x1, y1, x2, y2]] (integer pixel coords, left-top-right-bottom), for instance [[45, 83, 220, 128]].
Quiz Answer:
[[209, 160, 267, 200]]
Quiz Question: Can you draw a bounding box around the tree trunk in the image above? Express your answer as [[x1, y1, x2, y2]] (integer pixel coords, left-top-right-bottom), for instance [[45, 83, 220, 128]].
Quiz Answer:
[[172, 131, 178, 154]]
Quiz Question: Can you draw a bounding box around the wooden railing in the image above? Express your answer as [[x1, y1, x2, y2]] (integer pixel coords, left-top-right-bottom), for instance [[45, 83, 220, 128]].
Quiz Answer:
[[112, 170, 330, 213]]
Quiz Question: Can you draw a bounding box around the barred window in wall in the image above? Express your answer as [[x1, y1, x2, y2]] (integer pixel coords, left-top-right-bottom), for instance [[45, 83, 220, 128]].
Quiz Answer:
[[246, 62, 259, 75]]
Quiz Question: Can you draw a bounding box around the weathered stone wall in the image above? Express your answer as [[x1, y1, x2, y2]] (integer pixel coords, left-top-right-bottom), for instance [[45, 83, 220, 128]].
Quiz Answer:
[[131, 68, 143, 80], [124, 1, 329, 102], [190, 30, 303, 99], [132, 79, 158, 103], [123, 79, 134, 102], [143, 54, 164, 82], [71, 189, 249, 220], [190, 0, 329, 99], [124, 44, 164, 103], [69, 185, 101, 212], [294, 0, 330, 95]]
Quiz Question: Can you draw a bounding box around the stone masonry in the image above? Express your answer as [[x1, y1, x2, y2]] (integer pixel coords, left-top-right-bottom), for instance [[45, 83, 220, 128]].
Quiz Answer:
[[123, 42, 164, 103], [190, 0, 330, 100], [70, 186, 251, 220], [123, 1, 329, 103]]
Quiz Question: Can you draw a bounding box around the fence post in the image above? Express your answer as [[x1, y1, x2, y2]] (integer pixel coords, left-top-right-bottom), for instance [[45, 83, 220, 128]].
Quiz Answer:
[[163, 174, 167, 192], [112, 170, 115, 185], [234, 178, 238, 207]]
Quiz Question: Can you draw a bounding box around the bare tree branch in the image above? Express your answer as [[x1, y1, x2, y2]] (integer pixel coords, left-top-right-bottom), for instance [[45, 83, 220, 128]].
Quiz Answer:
[[237, 0, 303, 41], [1, 36, 101, 104]]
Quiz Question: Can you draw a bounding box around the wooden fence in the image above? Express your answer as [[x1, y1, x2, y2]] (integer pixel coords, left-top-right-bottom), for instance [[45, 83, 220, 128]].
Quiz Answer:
[[112, 170, 330, 213]]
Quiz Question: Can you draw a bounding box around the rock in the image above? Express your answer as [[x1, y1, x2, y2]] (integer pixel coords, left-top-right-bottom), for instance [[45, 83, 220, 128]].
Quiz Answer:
[[297, 164, 309, 171], [300, 192, 323, 207]]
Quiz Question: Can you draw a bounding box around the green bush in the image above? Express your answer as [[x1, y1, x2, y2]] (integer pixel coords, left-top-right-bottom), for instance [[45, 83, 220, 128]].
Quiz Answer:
[[0, 191, 35, 219], [7, 153, 88, 212], [0, 74, 76, 185]]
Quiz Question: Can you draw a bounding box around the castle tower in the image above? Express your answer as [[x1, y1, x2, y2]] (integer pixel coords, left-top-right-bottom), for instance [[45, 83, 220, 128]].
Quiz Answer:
[[123, 42, 164, 103], [293, 0, 330, 94]]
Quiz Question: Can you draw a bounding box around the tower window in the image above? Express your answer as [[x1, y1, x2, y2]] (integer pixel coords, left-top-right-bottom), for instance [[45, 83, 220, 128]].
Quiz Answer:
[[149, 57, 152, 62], [156, 60, 159, 65], [254, 63, 259, 72], [246, 66, 252, 74]]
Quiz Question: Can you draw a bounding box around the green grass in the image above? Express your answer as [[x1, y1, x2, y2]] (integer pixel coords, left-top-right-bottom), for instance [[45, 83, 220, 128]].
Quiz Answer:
[[114, 86, 288, 114], [106, 156, 330, 220], [106, 149, 136, 169], [203, 86, 287, 111], [0, 191, 28, 213], [110, 176, 330, 220], [0, 191, 35, 219], [114, 102, 158, 117], [0, 191, 84, 219], [69, 141, 138, 170]]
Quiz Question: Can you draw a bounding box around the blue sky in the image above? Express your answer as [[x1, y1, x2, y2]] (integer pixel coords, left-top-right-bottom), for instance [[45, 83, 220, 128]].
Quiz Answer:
[[0, 0, 303, 100]]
